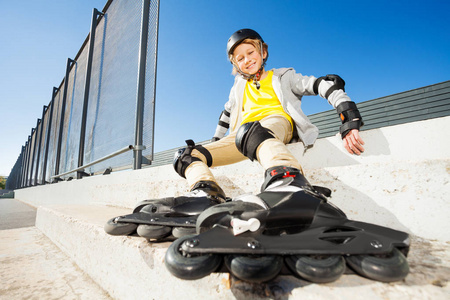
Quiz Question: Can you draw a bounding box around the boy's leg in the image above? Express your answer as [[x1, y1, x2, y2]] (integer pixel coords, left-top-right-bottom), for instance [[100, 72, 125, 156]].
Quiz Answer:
[[248, 116, 314, 195], [184, 115, 301, 189], [256, 115, 303, 172], [185, 132, 246, 189]]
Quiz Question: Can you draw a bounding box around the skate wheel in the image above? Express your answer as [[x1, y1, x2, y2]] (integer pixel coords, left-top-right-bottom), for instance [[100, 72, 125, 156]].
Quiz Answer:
[[165, 235, 222, 280], [224, 254, 283, 283], [285, 254, 345, 283], [104, 217, 138, 236], [345, 247, 409, 282], [172, 227, 197, 238], [137, 224, 171, 240]]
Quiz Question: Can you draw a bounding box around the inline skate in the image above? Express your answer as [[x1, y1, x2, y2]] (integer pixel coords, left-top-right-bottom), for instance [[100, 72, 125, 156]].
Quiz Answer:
[[164, 166, 410, 283], [104, 181, 226, 240]]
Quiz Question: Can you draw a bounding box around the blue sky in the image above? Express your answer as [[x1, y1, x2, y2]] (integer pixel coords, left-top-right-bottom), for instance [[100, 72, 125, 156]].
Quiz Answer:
[[0, 0, 449, 176]]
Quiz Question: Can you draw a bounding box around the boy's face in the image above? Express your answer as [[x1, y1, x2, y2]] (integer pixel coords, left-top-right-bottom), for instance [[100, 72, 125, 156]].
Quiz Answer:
[[233, 43, 266, 75]]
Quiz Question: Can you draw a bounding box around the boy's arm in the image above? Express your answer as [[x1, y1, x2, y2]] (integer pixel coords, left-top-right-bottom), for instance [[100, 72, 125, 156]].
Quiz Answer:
[[212, 108, 231, 142], [313, 75, 365, 155], [212, 80, 239, 142], [343, 129, 365, 155], [312, 74, 350, 107]]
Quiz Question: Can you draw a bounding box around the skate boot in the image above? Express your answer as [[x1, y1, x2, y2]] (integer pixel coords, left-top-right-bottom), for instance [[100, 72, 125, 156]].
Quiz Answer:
[[164, 166, 410, 283], [260, 166, 331, 198], [104, 181, 226, 240]]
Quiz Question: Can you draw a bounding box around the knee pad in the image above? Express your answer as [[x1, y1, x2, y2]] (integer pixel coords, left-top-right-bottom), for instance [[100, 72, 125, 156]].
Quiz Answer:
[[173, 140, 212, 178], [235, 121, 275, 161]]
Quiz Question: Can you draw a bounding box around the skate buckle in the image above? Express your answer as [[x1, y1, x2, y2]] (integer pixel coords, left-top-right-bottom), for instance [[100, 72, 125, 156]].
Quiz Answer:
[[282, 171, 296, 178], [230, 218, 261, 236], [370, 240, 383, 249]]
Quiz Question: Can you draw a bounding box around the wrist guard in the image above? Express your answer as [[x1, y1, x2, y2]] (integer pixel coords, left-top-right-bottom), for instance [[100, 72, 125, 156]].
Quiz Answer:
[[336, 101, 364, 138]]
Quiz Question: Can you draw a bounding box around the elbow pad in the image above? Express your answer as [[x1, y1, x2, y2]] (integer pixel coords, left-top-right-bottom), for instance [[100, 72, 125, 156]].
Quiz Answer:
[[313, 74, 346, 99], [212, 109, 230, 141], [336, 101, 364, 138]]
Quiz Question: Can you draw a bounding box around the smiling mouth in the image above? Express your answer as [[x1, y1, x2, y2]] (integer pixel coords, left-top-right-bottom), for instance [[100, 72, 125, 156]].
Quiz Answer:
[[246, 62, 256, 70]]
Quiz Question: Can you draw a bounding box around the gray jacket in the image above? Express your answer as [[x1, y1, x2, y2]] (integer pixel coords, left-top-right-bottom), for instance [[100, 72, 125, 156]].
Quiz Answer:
[[213, 68, 352, 146]]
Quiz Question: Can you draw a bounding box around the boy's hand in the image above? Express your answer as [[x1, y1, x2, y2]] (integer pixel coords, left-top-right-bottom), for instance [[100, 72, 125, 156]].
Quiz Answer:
[[343, 129, 365, 155]]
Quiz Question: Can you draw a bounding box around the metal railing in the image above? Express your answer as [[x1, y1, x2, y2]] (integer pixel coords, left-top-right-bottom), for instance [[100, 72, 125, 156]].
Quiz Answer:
[[6, 0, 160, 189]]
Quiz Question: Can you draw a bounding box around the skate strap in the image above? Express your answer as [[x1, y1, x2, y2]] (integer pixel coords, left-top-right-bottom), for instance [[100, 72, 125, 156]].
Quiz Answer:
[[312, 185, 332, 198], [232, 194, 268, 209]]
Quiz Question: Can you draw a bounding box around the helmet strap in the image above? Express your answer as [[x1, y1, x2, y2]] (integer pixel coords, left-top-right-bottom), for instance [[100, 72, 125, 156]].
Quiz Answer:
[[252, 68, 263, 89], [234, 63, 266, 90]]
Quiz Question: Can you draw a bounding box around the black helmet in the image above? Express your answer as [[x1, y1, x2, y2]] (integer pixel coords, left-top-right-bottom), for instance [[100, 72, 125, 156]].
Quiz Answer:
[[227, 28, 264, 57]]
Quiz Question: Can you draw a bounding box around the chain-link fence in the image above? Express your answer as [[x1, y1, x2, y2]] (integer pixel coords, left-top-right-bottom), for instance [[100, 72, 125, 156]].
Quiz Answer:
[[6, 0, 159, 190]]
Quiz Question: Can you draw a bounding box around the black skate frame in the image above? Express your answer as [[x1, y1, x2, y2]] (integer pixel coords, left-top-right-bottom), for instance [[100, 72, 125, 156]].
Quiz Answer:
[[180, 220, 410, 256], [178, 190, 410, 257], [116, 212, 197, 228]]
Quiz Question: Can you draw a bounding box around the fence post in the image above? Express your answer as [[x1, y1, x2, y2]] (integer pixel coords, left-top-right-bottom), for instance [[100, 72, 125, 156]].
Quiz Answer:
[[133, 0, 155, 170], [77, 8, 104, 179]]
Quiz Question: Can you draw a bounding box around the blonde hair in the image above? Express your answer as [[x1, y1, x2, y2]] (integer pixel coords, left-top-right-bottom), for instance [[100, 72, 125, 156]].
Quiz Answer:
[[230, 38, 269, 75]]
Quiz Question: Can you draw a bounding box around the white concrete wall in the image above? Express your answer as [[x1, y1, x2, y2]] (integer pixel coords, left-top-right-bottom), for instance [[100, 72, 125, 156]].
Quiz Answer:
[[16, 116, 450, 242]]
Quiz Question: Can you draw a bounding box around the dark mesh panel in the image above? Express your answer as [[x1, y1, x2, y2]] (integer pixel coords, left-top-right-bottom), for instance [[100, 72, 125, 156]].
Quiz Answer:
[[45, 88, 63, 183], [30, 123, 42, 185], [142, 0, 159, 162], [37, 107, 50, 184], [60, 50, 89, 179], [84, 0, 143, 174], [20, 142, 29, 187], [27, 130, 37, 186]]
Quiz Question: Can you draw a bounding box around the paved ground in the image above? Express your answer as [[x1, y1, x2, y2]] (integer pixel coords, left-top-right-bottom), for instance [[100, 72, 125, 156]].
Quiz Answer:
[[0, 198, 36, 230], [0, 198, 111, 300]]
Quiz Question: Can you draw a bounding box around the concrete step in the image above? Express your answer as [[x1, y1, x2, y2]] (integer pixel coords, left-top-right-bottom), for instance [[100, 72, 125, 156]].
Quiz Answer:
[[36, 204, 450, 300], [0, 199, 111, 300], [0, 227, 112, 300], [16, 117, 450, 299]]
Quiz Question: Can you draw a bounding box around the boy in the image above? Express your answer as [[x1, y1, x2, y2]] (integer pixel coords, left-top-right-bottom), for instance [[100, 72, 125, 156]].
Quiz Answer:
[[173, 28, 365, 202]]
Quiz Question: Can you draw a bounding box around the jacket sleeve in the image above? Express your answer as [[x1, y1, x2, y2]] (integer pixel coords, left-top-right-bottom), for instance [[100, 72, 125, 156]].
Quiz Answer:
[[288, 69, 352, 108], [212, 77, 240, 141], [212, 106, 231, 141], [287, 69, 318, 97], [315, 78, 352, 108], [309, 73, 364, 137]]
